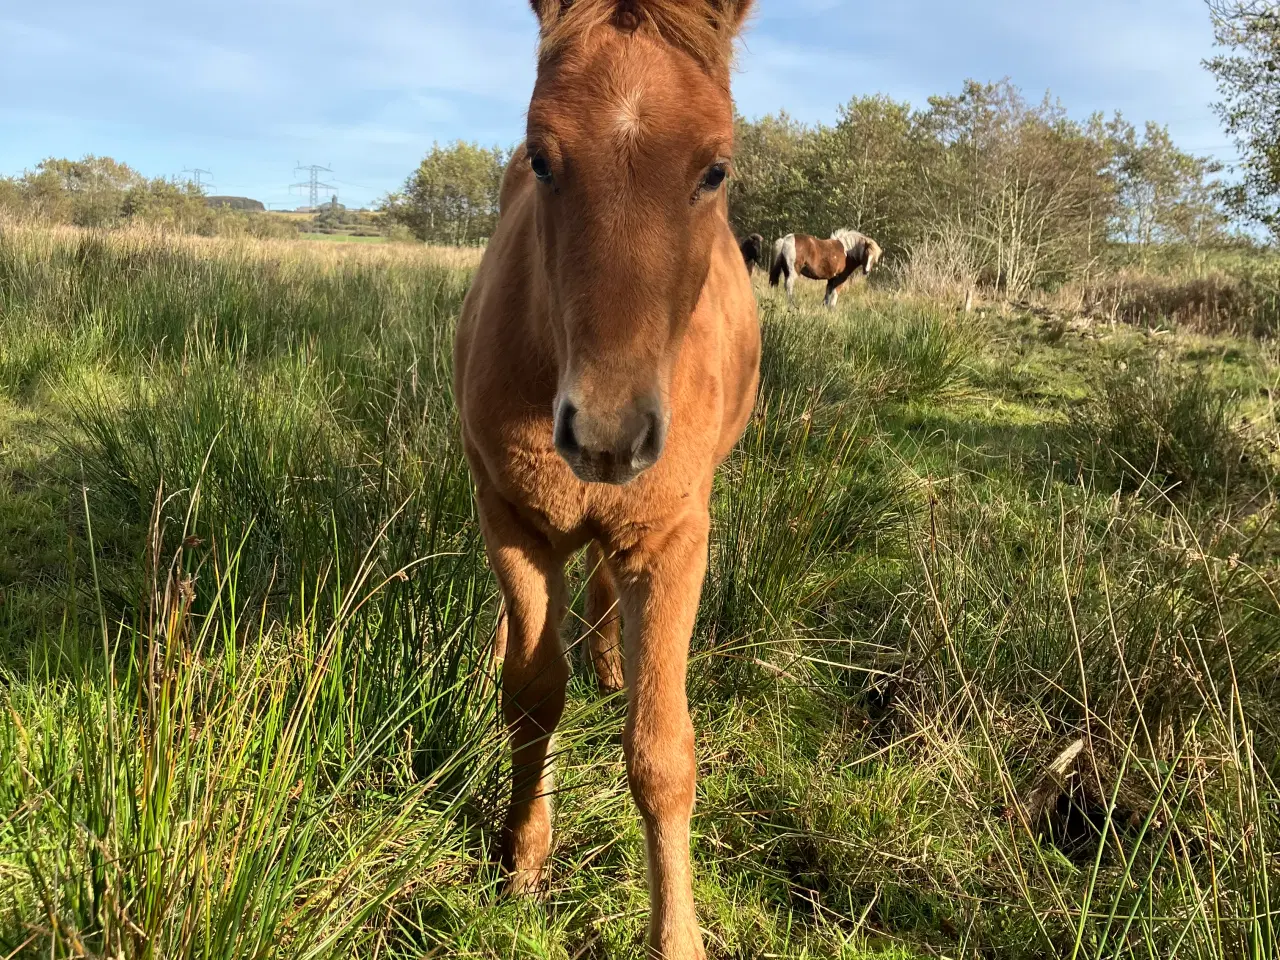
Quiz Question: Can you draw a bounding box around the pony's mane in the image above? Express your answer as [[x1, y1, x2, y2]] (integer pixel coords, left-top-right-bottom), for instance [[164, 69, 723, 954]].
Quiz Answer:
[[538, 0, 739, 76], [830, 228, 867, 252]]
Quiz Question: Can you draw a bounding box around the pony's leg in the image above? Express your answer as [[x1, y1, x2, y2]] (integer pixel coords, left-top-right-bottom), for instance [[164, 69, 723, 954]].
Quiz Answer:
[[785, 270, 796, 304], [478, 488, 569, 894], [825, 280, 840, 308], [584, 541, 625, 694], [486, 604, 509, 691], [614, 513, 710, 960], [493, 605, 509, 661]]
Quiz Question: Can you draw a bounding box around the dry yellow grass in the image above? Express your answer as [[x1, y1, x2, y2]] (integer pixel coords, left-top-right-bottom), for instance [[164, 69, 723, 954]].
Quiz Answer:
[[1080, 266, 1280, 335], [0, 215, 486, 273]]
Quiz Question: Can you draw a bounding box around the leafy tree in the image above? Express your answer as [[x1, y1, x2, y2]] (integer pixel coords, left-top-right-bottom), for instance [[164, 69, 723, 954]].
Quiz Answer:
[[121, 177, 214, 233], [1109, 119, 1226, 251], [383, 142, 509, 245], [0, 155, 292, 238], [810, 96, 924, 257], [39, 155, 146, 226], [729, 111, 825, 244], [0, 176, 26, 217], [1205, 1, 1280, 235], [914, 81, 1118, 293], [728, 80, 1228, 294]]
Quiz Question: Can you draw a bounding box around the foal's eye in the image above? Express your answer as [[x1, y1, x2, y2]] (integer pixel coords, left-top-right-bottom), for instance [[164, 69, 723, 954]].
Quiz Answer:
[[529, 151, 553, 183], [701, 163, 728, 192]]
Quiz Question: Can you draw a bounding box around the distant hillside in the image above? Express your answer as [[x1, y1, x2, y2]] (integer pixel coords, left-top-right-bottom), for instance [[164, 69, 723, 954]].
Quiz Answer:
[[206, 196, 265, 212]]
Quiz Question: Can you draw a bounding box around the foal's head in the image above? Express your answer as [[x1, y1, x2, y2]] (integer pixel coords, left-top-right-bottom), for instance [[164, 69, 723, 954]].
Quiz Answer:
[[525, 0, 752, 485]]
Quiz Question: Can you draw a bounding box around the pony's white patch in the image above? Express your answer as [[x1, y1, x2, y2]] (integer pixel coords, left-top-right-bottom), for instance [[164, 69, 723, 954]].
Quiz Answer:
[[774, 234, 795, 268], [771, 234, 798, 302], [613, 87, 647, 144], [830, 227, 865, 253]]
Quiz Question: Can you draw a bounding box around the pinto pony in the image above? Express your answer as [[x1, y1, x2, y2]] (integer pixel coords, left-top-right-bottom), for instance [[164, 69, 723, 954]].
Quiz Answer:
[[454, 1, 761, 956], [769, 228, 882, 307], [738, 232, 765, 275]]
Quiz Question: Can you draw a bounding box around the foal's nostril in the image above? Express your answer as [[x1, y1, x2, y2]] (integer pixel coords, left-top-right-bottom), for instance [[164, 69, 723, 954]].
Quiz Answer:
[[554, 401, 580, 457], [631, 410, 660, 464], [632, 404, 667, 468]]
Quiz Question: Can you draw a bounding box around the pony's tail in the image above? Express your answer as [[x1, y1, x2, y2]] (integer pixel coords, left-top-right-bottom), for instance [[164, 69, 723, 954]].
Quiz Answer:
[[769, 237, 788, 287]]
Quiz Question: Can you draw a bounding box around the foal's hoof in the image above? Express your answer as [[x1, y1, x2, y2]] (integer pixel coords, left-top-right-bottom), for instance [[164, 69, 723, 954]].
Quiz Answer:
[[596, 672, 625, 697], [499, 838, 549, 898], [589, 644, 626, 696], [502, 866, 543, 898]]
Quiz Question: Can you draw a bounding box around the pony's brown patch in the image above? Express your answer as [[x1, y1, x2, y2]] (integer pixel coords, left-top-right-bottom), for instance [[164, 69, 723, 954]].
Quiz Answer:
[[537, 0, 749, 77]]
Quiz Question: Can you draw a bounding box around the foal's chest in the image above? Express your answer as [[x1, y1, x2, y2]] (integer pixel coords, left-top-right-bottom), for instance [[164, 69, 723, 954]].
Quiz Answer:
[[487, 428, 592, 540]]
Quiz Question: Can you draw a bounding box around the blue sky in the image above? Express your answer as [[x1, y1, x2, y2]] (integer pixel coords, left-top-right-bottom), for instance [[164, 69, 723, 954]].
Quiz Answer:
[[0, 0, 1234, 210]]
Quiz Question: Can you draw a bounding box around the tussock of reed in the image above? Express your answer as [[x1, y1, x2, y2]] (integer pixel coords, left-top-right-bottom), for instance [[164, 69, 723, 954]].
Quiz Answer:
[[1071, 256, 1280, 337]]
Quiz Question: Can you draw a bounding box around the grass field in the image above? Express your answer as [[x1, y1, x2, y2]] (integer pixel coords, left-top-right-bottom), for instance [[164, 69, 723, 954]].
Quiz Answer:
[[298, 232, 391, 244], [1, 222, 1279, 959]]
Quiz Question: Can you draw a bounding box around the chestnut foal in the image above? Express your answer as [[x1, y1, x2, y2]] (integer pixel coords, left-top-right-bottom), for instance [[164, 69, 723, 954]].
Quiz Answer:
[[453, 1, 759, 955]]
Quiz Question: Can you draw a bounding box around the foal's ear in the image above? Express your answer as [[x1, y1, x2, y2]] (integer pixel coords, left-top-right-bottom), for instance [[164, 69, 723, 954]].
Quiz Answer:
[[529, 0, 572, 27], [707, 0, 754, 35]]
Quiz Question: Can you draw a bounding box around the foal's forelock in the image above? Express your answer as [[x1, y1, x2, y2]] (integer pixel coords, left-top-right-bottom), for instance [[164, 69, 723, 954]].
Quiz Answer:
[[534, 0, 745, 79]]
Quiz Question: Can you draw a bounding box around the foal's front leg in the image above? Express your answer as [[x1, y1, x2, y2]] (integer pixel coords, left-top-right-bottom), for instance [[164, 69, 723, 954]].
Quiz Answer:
[[478, 490, 570, 893], [614, 514, 711, 960]]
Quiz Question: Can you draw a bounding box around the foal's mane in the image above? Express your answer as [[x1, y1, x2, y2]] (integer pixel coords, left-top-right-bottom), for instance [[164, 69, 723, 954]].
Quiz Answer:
[[537, 0, 744, 76]]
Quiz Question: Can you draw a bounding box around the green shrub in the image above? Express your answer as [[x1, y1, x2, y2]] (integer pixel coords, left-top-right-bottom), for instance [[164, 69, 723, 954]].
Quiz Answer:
[[1065, 359, 1263, 493]]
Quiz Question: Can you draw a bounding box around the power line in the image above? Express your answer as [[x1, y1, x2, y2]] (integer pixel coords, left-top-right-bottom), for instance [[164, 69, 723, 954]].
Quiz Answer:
[[290, 163, 336, 208]]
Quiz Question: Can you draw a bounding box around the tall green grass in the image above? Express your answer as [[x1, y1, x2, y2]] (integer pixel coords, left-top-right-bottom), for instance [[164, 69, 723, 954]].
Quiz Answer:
[[0, 223, 1278, 957]]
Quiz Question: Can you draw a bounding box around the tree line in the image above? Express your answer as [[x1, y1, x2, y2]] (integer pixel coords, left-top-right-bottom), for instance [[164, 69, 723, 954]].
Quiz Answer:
[[383, 80, 1232, 296], [0, 156, 297, 238], [385, 0, 1280, 296]]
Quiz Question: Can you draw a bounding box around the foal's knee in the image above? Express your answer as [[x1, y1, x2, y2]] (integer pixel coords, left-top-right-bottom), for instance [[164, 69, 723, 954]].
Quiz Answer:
[[624, 717, 696, 823]]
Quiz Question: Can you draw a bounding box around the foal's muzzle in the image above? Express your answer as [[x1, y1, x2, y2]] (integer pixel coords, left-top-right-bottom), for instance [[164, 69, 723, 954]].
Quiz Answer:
[[553, 395, 667, 485]]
